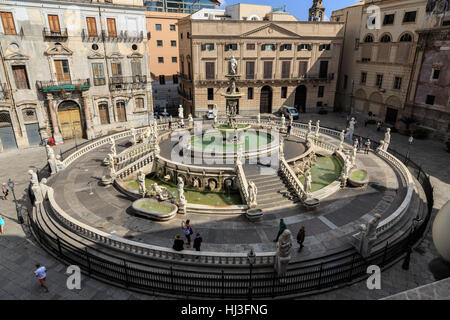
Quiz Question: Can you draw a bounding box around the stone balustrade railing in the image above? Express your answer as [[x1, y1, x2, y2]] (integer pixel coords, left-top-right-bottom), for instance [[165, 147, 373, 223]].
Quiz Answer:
[[235, 163, 250, 207], [116, 152, 156, 180], [279, 157, 306, 201], [45, 187, 275, 266], [375, 149, 414, 236]]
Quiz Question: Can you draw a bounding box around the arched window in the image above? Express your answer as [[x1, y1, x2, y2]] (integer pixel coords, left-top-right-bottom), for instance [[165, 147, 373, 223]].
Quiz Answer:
[[98, 103, 110, 125], [380, 34, 391, 42], [399, 34, 412, 42], [116, 100, 126, 122], [364, 34, 374, 43]]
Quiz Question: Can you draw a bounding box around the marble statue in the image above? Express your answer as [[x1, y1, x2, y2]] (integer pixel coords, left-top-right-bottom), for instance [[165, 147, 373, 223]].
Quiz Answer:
[[349, 117, 356, 131], [108, 153, 114, 168], [354, 213, 382, 257], [384, 128, 391, 150], [55, 155, 66, 172], [248, 180, 258, 208], [178, 105, 184, 126], [305, 169, 312, 195], [315, 120, 320, 137], [109, 160, 116, 176], [281, 114, 286, 129], [28, 169, 39, 186], [48, 151, 57, 175], [308, 120, 312, 134], [130, 127, 137, 145], [149, 183, 174, 201], [188, 113, 194, 128], [279, 136, 285, 159], [192, 177, 200, 189], [29, 169, 43, 204], [137, 170, 146, 198], [176, 177, 187, 213], [376, 140, 385, 153], [339, 130, 345, 150], [275, 229, 292, 276], [229, 55, 238, 75], [257, 113, 261, 125], [208, 179, 217, 191], [110, 138, 117, 156], [351, 145, 357, 166], [39, 178, 48, 199]]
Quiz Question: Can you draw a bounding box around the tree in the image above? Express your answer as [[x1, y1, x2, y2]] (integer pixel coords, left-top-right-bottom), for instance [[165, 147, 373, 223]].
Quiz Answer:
[[399, 116, 418, 131]]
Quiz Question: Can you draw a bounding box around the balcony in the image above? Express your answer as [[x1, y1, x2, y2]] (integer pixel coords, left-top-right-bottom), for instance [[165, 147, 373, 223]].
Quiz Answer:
[[0, 83, 9, 100], [81, 29, 102, 42], [36, 79, 90, 92], [109, 75, 147, 91], [195, 73, 335, 86], [178, 73, 192, 82], [43, 28, 68, 40], [93, 77, 106, 86]]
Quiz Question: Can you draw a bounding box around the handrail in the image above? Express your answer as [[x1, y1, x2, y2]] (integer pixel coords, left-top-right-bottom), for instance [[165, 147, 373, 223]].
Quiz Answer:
[[235, 163, 250, 207]]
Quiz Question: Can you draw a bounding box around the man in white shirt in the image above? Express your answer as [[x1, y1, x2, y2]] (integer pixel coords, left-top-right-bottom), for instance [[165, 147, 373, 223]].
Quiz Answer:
[[34, 264, 49, 292], [409, 135, 414, 145]]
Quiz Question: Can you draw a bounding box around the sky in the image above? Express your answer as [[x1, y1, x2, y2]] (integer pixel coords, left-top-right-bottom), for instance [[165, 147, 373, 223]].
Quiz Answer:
[[218, 0, 361, 21]]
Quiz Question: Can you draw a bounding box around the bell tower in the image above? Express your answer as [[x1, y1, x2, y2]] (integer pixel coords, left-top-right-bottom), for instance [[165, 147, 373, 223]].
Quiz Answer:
[[309, 0, 325, 22]]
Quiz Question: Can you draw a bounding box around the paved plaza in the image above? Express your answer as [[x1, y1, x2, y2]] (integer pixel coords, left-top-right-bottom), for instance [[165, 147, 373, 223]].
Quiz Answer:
[[0, 112, 449, 300]]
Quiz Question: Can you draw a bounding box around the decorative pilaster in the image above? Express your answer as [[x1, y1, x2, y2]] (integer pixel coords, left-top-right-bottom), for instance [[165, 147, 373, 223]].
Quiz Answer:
[[46, 93, 63, 144], [82, 91, 95, 139]]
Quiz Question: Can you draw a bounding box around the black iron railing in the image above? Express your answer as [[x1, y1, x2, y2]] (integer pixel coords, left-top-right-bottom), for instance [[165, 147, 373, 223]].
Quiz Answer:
[[43, 28, 68, 38], [31, 123, 434, 298]]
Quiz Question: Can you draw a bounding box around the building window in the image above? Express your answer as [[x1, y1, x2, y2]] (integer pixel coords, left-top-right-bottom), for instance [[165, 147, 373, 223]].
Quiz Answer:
[[376, 74, 383, 88], [319, 60, 328, 79], [319, 44, 331, 51], [157, 40, 163, 46], [281, 61, 291, 79], [298, 44, 312, 51], [159, 75, 165, 84], [86, 17, 97, 37], [380, 34, 391, 42], [187, 32, 190, 38], [173, 75, 178, 84], [364, 34, 374, 43], [318, 86, 324, 98], [155, 24, 162, 31], [131, 61, 142, 77], [262, 44, 276, 51], [205, 62, 215, 80], [172, 57, 177, 63], [111, 62, 122, 76], [48, 14, 61, 33], [201, 43, 215, 51], [281, 87, 287, 99], [400, 34, 412, 42], [393, 76, 402, 89], [383, 14, 395, 25], [246, 61, 255, 80], [355, 38, 360, 50], [280, 44, 292, 51], [12, 65, 30, 89], [170, 24, 176, 31], [158, 57, 164, 63], [116, 101, 127, 122], [361, 72, 367, 84], [54, 60, 71, 81], [207, 88, 214, 100], [343, 75, 348, 89], [426, 95, 435, 105], [263, 61, 273, 79], [316, 101, 323, 107], [225, 43, 238, 51], [432, 68, 440, 80], [403, 11, 416, 23], [135, 97, 144, 110], [98, 103, 110, 125], [106, 18, 117, 38], [248, 87, 253, 100], [180, 32, 183, 39], [298, 61, 307, 77], [92, 63, 105, 86], [171, 40, 176, 47], [1, 12, 16, 35], [246, 43, 255, 50]]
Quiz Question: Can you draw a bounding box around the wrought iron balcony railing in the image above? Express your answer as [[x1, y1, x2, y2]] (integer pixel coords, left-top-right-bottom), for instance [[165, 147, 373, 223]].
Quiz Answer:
[[109, 75, 147, 91], [36, 79, 90, 92], [93, 77, 106, 86], [43, 28, 68, 39]]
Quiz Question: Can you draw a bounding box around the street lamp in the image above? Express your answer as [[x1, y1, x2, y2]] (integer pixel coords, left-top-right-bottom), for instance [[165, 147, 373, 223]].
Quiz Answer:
[[247, 248, 256, 300], [7, 178, 24, 224]]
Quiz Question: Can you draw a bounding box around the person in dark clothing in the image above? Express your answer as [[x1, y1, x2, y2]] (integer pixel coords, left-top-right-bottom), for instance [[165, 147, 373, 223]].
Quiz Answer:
[[273, 218, 287, 242], [193, 233, 203, 251], [297, 226, 305, 251], [172, 235, 184, 251], [182, 220, 193, 247]]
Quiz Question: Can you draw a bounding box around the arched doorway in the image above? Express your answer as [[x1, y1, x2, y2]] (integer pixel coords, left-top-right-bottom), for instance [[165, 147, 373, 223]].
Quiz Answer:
[[58, 100, 83, 140], [116, 100, 127, 122], [294, 85, 307, 112], [260, 85, 272, 114], [0, 111, 17, 150]]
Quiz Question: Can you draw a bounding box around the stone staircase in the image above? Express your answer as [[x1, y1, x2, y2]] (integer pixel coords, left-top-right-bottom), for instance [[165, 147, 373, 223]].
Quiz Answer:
[[243, 164, 299, 212]]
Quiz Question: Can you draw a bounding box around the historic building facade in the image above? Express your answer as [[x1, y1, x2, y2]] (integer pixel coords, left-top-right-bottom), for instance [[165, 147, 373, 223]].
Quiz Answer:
[[0, 0, 152, 152], [178, 3, 344, 117], [146, 11, 188, 116], [332, 0, 428, 126]]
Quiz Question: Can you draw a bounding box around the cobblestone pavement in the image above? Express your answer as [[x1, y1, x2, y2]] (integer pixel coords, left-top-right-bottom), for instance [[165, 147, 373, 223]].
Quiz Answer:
[[0, 112, 449, 300]]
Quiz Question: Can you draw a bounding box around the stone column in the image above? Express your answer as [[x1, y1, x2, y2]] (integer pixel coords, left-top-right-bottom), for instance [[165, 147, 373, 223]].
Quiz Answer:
[[82, 91, 95, 139], [46, 93, 63, 144]]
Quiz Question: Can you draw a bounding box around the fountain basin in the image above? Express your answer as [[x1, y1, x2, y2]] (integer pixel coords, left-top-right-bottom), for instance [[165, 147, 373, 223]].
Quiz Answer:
[[246, 208, 264, 222], [217, 124, 252, 131], [131, 198, 178, 221], [101, 175, 115, 186], [348, 169, 369, 187]]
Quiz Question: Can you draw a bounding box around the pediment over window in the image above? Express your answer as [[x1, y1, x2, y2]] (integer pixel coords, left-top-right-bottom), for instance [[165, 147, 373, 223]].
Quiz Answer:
[[88, 52, 105, 59], [45, 43, 73, 56], [127, 52, 143, 59], [241, 23, 301, 39], [108, 52, 124, 60], [4, 52, 29, 60]]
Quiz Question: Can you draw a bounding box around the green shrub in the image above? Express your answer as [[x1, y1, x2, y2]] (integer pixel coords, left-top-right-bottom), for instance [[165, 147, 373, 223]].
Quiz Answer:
[[318, 108, 328, 115], [413, 127, 429, 139]]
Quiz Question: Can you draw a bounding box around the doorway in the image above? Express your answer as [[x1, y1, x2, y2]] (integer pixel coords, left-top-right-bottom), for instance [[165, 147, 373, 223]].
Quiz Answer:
[[295, 85, 307, 112], [0, 111, 17, 150], [385, 107, 398, 125], [259, 86, 272, 114], [57, 101, 83, 140]]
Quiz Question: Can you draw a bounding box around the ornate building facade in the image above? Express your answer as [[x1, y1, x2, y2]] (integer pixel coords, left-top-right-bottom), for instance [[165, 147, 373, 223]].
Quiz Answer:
[[0, 0, 152, 152], [178, 3, 344, 118]]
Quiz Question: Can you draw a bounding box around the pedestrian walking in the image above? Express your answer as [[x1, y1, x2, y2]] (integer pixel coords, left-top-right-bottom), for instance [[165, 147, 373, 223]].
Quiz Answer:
[[364, 139, 371, 154], [273, 218, 287, 242], [181, 219, 193, 247], [0, 215, 5, 234], [408, 135, 414, 145], [172, 235, 184, 251], [296, 226, 305, 251], [376, 121, 381, 132], [193, 233, 203, 252], [2, 183, 8, 200], [353, 138, 359, 149], [287, 123, 292, 136], [359, 136, 363, 150], [34, 264, 49, 292]]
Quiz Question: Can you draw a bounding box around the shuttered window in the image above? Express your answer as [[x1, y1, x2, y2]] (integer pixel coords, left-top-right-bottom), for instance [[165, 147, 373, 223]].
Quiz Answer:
[[86, 17, 97, 37], [131, 61, 142, 77], [281, 61, 291, 79], [98, 103, 110, 125], [12, 65, 30, 89], [263, 61, 272, 79], [54, 60, 70, 82], [205, 62, 215, 80], [106, 18, 117, 38], [246, 61, 255, 80], [135, 97, 144, 110], [319, 61, 328, 79], [1, 12, 16, 35], [298, 61, 307, 77], [48, 15, 60, 33], [111, 62, 122, 76]]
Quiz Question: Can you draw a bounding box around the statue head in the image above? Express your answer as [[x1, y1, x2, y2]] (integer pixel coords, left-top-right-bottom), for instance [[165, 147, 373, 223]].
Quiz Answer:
[[41, 178, 47, 185], [28, 169, 34, 176]]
